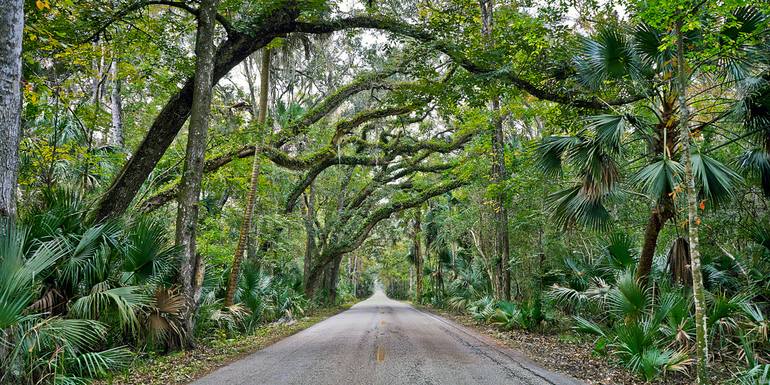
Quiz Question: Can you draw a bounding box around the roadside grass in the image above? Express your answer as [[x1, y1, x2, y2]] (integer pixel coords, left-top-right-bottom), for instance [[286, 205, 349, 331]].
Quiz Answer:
[[100, 304, 354, 385]]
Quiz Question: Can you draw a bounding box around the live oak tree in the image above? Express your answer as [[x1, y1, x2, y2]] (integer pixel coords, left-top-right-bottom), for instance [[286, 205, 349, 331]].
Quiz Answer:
[[175, 0, 220, 343], [90, 1, 643, 222]]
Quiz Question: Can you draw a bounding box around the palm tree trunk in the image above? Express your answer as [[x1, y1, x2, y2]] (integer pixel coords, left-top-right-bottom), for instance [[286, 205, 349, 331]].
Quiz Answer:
[[0, 0, 23, 219], [636, 199, 675, 284], [225, 49, 271, 307], [175, 0, 219, 347], [675, 20, 708, 385]]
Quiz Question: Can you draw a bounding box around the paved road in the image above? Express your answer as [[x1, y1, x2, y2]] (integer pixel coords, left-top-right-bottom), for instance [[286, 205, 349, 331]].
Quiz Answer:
[[190, 290, 584, 385]]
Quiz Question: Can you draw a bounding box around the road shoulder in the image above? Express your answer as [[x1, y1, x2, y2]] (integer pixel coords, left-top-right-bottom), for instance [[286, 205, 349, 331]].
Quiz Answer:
[[100, 304, 353, 385], [413, 304, 664, 385]]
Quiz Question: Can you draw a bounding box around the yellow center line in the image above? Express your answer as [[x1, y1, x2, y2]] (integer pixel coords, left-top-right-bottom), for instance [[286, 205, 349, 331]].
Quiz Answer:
[[376, 346, 385, 363]]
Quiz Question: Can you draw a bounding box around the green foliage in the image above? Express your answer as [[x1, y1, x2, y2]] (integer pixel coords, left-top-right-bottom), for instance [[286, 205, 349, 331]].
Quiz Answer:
[[492, 297, 552, 331], [11, 1, 770, 384], [0, 217, 135, 384]]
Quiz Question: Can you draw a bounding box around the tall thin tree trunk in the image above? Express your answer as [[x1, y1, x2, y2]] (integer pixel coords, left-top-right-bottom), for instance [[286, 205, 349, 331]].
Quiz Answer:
[[352, 253, 358, 296], [83, 44, 105, 191], [243, 56, 261, 263], [413, 210, 423, 303], [175, 0, 219, 347], [675, 20, 708, 385], [225, 49, 271, 307], [0, 0, 23, 219], [302, 187, 316, 290], [480, 0, 511, 300], [109, 59, 124, 147]]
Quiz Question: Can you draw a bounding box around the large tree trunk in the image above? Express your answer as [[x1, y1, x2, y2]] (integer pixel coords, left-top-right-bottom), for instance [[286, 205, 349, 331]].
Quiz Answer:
[[325, 254, 343, 304], [0, 0, 23, 219], [635, 198, 675, 284], [225, 49, 271, 307], [479, 0, 511, 300], [675, 20, 708, 385], [175, 0, 219, 347], [412, 210, 423, 303], [109, 59, 124, 147]]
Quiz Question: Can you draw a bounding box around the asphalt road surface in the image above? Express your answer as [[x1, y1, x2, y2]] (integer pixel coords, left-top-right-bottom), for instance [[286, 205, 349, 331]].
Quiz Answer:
[[190, 289, 585, 385]]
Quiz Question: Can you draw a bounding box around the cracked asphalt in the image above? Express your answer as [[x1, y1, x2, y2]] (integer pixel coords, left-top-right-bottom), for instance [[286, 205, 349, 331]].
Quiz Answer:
[[190, 289, 585, 385]]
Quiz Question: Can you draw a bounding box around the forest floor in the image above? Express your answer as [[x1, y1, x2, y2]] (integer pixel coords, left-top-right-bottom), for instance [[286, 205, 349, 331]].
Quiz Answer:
[[418, 305, 739, 385], [100, 304, 354, 385]]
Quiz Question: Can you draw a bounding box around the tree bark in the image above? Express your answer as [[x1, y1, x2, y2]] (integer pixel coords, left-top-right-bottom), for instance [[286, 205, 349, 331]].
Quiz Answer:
[[635, 198, 675, 284], [175, 0, 219, 347], [412, 210, 423, 303], [302, 187, 317, 293], [325, 254, 343, 303], [480, 0, 511, 300], [352, 253, 359, 296], [109, 59, 124, 147], [675, 20, 708, 385], [225, 49, 271, 307], [0, 0, 23, 219]]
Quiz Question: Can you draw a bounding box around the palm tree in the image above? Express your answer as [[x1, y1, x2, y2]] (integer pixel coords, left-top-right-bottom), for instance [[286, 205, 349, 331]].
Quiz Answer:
[[0, 218, 136, 384], [537, 13, 765, 284], [225, 48, 271, 307], [739, 71, 770, 195]]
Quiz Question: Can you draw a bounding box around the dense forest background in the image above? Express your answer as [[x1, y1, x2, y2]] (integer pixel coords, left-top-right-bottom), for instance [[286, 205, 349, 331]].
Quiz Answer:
[[0, 0, 769, 384]]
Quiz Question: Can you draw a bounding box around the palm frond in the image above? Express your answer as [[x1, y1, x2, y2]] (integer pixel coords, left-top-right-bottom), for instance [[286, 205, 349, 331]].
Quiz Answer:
[[547, 185, 615, 230], [608, 272, 650, 322], [578, 27, 639, 88], [631, 158, 683, 201], [573, 315, 607, 337], [632, 23, 669, 68], [692, 154, 741, 205], [70, 285, 150, 332], [588, 114, 627, 153], [71, 346, 133, 378], [738, 148, 770, 196], [605, 232, 637, 270], [536, 136, 582, 175]]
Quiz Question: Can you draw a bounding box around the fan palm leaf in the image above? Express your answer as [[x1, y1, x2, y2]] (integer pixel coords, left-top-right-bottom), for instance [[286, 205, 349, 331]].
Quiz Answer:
[[536, 135, 583, 175], [691, 154, 741, 205], [578, 28, 639, 88], [588, 114, 628, 153], [70, 284, 150, 333], [631, 158, 683, 201]]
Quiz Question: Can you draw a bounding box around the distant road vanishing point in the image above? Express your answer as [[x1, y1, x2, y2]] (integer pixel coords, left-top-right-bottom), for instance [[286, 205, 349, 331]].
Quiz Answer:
[[190, 290, 585, 385]]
